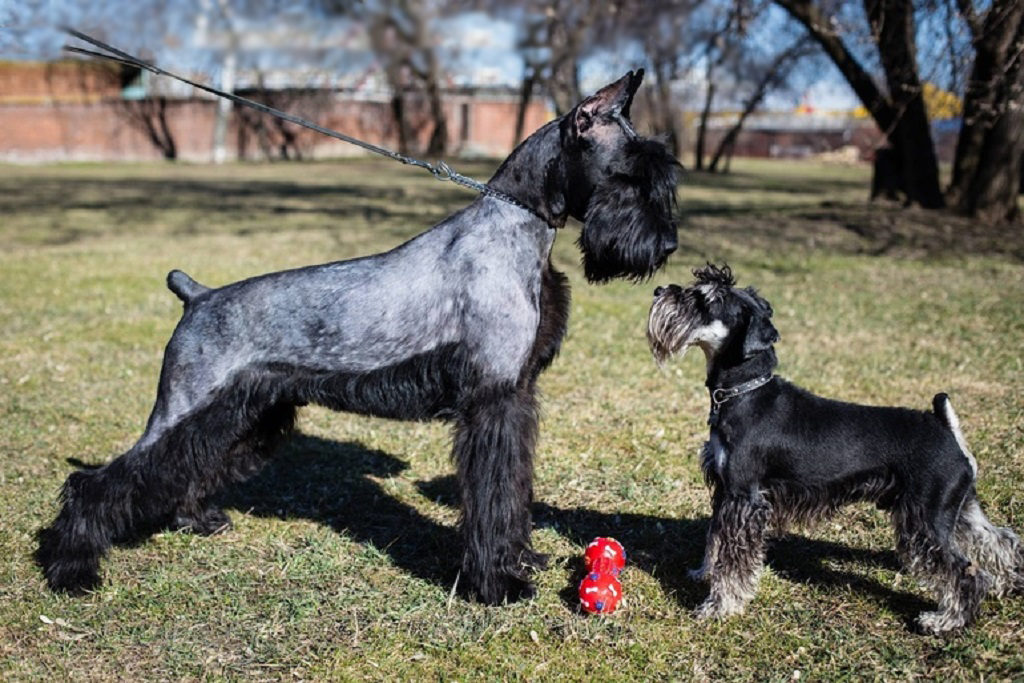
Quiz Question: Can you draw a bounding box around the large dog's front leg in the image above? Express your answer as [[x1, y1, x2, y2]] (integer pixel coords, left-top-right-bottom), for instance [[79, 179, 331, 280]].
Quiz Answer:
[[454, 385, 543, 605]]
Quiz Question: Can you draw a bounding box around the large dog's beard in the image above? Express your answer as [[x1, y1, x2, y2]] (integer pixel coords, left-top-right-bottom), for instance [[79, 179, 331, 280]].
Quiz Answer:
[[577, 138, 679, 284], [647, 295, 700, 365]]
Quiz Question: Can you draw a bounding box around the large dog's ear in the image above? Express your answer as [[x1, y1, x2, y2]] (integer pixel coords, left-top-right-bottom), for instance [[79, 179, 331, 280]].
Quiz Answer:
[[740, 288, 779, 358], [573, 69, 643, 134]]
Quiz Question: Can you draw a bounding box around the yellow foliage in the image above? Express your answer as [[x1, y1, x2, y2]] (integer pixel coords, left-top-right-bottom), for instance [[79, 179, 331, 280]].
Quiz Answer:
[[923, 82, 962, 119]]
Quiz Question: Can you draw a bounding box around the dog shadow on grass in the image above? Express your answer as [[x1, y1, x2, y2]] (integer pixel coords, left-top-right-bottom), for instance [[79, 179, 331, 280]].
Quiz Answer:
[[218, 434, 460, 587], [214, 436, 928, 624], [418, 474, 930, 623]]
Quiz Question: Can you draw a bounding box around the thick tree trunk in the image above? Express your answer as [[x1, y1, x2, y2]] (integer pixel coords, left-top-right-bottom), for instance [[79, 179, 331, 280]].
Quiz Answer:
[[947, 0, 1024, 222], [863, 0, 944, 208], [774, 0, 943, 208]]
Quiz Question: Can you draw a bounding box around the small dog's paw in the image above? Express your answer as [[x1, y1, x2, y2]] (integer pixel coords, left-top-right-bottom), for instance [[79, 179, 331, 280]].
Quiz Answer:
[[916, 610, 965, 636], [693, 597, 743, 621]]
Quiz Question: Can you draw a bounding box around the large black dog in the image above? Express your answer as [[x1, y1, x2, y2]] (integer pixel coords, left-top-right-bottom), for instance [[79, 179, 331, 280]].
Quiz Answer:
[[37, 71, 679, 605], [648, 264, 1023, 634]]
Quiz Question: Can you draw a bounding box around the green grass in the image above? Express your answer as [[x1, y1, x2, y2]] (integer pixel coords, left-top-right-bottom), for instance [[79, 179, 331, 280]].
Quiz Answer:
[[1, 157, 1023, 680]]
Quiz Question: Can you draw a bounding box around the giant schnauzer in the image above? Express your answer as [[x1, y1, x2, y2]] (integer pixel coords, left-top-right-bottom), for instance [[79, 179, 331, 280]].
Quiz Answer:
[[37, 71, 680, 605], [647, 264, 1023, 634]]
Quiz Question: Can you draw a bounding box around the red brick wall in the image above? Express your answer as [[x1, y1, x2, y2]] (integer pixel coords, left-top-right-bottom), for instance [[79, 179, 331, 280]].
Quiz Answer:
[[0, 64, 554, 163]]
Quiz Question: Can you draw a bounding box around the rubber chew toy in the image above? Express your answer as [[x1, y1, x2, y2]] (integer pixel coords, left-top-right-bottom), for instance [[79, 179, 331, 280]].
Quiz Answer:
[[579, 537, 626, 614], [584, 537, 626, 575]]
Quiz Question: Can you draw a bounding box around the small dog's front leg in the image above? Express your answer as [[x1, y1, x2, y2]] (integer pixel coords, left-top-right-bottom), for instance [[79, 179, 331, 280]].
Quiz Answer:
[[695, 492, 770, 619], [689, 487, 724, 583]]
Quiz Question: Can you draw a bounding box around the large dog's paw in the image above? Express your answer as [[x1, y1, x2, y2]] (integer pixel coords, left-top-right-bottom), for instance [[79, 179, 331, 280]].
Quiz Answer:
[[521, 550, 550, 572], [36, 531, 102, 595], [173, 506, 232, 536], [467, 573, 537, 606]]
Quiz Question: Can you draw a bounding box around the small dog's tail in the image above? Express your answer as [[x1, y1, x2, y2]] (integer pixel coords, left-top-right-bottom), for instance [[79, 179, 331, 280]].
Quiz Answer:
[[166, 270, 209, 304], [933, 393, 978, 478]]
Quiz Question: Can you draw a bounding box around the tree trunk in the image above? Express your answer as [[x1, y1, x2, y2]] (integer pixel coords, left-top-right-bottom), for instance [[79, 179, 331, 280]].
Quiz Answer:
[[947, 0, 1024, 222], [653, 59, 681, 159], [513, 69, 537, 148], [774, 0, 943, 208], [863, 0, 944, 208], [390, 92, 411, 156], [695, 62, 715, 171]]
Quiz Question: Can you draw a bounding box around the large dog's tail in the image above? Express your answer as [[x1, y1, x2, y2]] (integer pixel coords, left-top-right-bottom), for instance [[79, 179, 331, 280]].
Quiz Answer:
[[933, 393, 978, 478], [166, 270, 209, 304]]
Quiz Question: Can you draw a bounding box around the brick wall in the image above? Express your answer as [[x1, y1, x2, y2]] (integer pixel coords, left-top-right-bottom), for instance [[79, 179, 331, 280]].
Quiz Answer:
[[0, 61, 554, 163]]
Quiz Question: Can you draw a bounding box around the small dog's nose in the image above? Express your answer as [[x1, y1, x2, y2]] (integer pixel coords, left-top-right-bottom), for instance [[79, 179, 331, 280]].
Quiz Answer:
[[654, 286, 665, 297]]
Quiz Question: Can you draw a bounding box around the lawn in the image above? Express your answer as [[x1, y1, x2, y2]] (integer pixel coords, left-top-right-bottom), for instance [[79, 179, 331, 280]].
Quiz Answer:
[[1, 157, 1022, 680]]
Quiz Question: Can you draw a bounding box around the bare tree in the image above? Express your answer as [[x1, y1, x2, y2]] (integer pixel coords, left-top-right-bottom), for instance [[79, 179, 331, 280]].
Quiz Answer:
[[495, 0, 620, 145], [118, 95, 179, 160], [362, 0, 451, 156], [774, 0, 1023, 222], [945, 0, 1024, 222], [708, 36, 814, 171]]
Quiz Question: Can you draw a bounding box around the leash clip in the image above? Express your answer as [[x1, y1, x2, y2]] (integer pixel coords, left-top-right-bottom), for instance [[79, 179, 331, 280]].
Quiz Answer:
[[431, 161, 453, 182]]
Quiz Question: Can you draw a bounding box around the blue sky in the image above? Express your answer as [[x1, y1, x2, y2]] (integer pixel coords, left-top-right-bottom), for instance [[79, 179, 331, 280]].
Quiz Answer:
[[1, 2, 860, 111]]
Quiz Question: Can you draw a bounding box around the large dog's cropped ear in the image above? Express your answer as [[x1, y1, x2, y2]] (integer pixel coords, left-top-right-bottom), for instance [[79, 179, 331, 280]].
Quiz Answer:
[[573, 69, 644, 134], [740, 288, 779, 358]]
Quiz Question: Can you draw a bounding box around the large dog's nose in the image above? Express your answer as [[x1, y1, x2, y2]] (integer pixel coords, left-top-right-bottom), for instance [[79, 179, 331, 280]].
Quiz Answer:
[[663, 238, 678, 256]]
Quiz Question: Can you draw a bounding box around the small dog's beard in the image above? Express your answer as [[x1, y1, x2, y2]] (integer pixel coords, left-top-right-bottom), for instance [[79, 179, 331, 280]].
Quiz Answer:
[[647, 296, 700, 365]]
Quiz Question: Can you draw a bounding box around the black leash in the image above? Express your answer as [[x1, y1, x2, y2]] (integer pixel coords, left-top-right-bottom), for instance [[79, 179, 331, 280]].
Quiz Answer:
[[62, 28, 548, 224]]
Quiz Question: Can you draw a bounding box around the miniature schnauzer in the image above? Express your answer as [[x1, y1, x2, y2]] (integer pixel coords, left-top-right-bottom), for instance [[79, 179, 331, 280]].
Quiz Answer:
[[648, 264, 1022, 634], [37, 71, 680, 604]]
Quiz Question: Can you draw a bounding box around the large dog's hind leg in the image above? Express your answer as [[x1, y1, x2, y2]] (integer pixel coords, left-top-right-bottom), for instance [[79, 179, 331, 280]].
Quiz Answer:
[[454, 385, 542, 605], [37, 372, 295, 594]]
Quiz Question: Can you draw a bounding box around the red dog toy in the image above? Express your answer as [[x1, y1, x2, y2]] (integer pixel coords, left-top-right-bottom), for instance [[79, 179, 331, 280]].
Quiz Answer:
[[579, 537, 627, 614], [584, 537, 626, 575], [579, 569, 622, 614]]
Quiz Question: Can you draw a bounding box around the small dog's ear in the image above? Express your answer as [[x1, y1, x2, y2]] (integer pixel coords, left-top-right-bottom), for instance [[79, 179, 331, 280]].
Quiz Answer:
[[742, 313, 779, 358], [741, 291, 779, 358]]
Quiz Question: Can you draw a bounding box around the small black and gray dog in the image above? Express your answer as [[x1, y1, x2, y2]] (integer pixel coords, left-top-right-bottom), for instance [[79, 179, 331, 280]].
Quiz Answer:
[[648, 264, 1023, 634], [37, 71, 680, 604]]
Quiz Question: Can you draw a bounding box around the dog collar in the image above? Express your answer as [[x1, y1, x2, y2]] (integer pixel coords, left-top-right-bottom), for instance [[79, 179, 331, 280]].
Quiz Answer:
[[708, 374, 774, 426]]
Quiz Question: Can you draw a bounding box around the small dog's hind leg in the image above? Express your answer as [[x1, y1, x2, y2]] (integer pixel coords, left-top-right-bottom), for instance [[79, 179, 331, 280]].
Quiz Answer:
[[954, 495, 1024, 597], [895, 485, 993, 635]]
